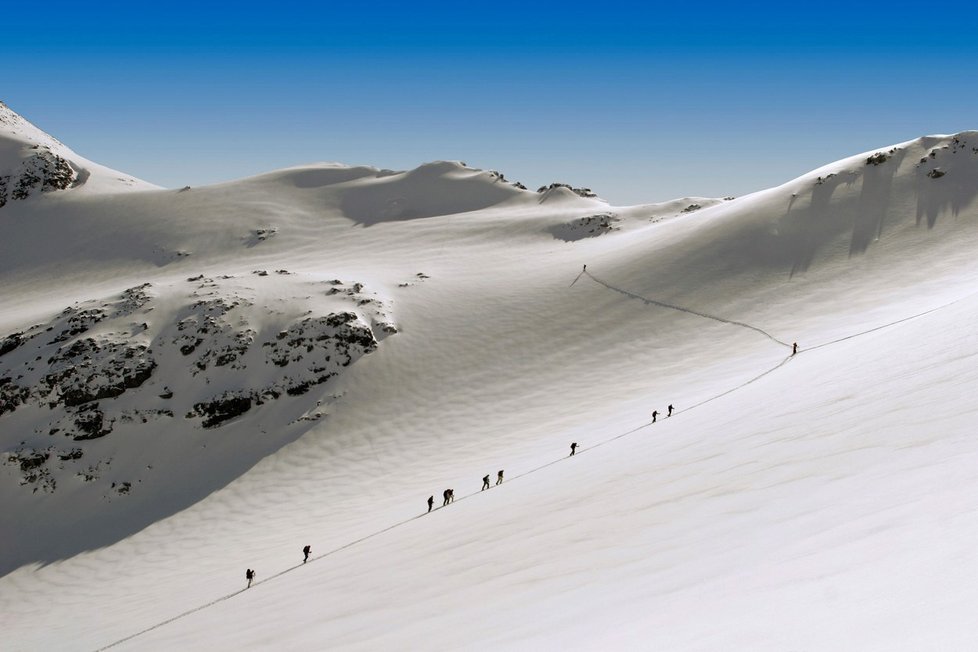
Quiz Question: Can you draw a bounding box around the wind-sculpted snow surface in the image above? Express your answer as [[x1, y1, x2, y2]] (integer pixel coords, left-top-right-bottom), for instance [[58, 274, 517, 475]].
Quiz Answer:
[[4, 101, 978, 651]]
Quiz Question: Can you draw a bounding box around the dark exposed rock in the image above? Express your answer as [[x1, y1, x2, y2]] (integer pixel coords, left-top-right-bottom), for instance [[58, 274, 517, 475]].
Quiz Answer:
[[0, 149, 76, 208], [0, 380, 29, 416], [0, 333, 22, 357], [72, 403, 112, 440], [45, 338, 156, 407], [537, 182, 598, 198], [192, 393, 253, 428]]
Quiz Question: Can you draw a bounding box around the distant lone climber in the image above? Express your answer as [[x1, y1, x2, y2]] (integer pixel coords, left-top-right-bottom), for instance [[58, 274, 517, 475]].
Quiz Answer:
[[667, 404, 674, 417], [496, 470, 504, 485], [652, 410, 659, 423], [792, 342, 798, 355], [303, 545, 311, 563], [482, 474, 491, 491], [443, 489, 452, 506], [245, 568, 255, 588], [427, 495, 434, 512], [570, 442, 578, 456], [583, 264, 587, 272]]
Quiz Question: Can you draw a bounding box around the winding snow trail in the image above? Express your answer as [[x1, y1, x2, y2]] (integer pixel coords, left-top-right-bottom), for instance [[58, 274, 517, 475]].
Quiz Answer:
[[585, 271, 792, 349], [93, 272, 970, 652]]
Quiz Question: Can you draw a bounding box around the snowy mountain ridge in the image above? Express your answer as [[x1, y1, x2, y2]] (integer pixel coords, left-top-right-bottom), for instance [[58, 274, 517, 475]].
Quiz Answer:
[[2, 105, 978, 651], [0, 101, 155, 203]]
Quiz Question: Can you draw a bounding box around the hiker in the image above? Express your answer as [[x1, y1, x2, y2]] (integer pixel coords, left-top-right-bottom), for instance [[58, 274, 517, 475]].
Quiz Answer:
[[652, 410, 658, 423], [443, 489, 452, 506], [246, 568, 255, 588], [427, 495, 434, 512], [482, 474, 491, 491], [792, 342, 798, 355], [667, 404, 674, 417], [570, 442, 577, 456], [583, 264, 587, 272], [496, 470, 504, 485], [303, 545, 311, 563]]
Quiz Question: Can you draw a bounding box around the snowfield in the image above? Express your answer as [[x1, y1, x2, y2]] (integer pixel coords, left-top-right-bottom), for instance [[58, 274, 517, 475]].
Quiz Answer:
[[2, 103, 977, 650]]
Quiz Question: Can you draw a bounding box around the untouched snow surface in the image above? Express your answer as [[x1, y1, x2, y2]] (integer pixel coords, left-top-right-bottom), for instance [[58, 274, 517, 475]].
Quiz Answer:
[[2, 106, 978, 650]]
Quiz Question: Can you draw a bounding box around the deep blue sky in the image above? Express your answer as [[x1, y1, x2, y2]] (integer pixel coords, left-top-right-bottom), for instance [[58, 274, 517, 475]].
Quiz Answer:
[[4, 1, 977, 204]]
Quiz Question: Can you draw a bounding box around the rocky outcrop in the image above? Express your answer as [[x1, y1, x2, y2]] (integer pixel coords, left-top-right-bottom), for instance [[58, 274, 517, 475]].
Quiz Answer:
[[0, 148, 76, 208], [549, 213, 620, 241], [537, 182, 598, 198], [1, 274, 393, 494]]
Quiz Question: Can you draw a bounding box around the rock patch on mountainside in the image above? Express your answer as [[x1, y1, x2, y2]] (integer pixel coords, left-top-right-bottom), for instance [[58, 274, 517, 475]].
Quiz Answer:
[[1, 274, 394, 495], [0, 148, 76, 207], [549, 213, 620, 241]]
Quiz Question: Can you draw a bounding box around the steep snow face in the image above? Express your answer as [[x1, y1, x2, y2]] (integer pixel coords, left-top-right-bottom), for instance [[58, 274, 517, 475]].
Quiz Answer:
[[2, 121, 978, 651], [0, 102, 156, 204]]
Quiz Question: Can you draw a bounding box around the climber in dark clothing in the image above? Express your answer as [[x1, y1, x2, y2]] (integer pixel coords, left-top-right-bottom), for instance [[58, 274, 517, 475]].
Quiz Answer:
[[496, 470, 504, 485], [667, 404, 674, 417], [427, 495, 434, 512], [246, 568, 255, 588], [443, 489, 451, 506], [482, 475, 491, 491], [570, 442, 578, 456], [303, 545, 311, 563], [792, 342, 798, 355], [652, 410, 659, 423]]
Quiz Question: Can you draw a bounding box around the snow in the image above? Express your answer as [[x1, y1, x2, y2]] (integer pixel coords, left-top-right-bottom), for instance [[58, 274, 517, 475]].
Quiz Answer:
[[1, 104, 978, 650]]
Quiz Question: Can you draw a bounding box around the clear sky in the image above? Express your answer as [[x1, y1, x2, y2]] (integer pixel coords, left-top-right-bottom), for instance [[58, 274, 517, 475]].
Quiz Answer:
[[4, 0, 978, 204]]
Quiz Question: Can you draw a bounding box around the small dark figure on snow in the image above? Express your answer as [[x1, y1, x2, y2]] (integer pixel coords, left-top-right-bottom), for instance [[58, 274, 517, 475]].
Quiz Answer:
[[652, 410, 659, 423], [792, 342, 798, 355], [583, 264, 587, 272], [667, 404, 674, 417], [427, 495, 434, 512], [496, 470, 504, 485], [303, 545, 311, 563], [443, 489, 451, 506], [570, 442, 578, 456], [482, 475, 491, 491], [246, 568, 255, 588]]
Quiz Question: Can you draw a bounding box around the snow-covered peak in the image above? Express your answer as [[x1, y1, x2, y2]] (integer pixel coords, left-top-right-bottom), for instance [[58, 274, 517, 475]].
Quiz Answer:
[[0, 100, 69, 150], [0, 102, 157, 207]]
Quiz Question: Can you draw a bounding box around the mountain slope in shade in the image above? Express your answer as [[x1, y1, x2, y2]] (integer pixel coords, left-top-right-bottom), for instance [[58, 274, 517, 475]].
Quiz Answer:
[[1, 105, 978, 650]]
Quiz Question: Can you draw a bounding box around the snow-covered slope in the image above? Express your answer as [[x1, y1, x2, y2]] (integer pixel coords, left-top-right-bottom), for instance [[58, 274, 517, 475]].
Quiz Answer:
[[2, 104, 978, 650]]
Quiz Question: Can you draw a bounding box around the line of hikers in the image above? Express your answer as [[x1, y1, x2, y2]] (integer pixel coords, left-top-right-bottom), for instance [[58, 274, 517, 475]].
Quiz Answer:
[[237, 300, 805, 589], [243, 375, 821, 589], [245, 543, 313, 587], [426, 439, 590, 514], [425, 406, 687, 515], [651, 404, 675, 423]]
